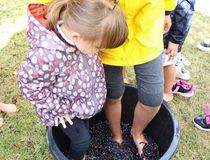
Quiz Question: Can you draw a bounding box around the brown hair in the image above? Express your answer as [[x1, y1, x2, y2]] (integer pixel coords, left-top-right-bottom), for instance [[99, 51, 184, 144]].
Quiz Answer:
[[47, 0, 128, 49]]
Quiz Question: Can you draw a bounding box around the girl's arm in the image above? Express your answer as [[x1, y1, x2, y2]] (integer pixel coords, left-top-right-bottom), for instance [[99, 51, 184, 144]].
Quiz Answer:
[[167, 0, 196, 45], [164, 0, 177, 33]]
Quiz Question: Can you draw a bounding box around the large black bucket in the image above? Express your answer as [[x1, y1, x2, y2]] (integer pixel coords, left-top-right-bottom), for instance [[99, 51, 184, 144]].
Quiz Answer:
[[46, 84, 180, 160]]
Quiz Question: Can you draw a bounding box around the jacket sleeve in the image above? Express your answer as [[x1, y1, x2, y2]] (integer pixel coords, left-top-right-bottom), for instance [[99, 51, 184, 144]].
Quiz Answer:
[[165, 0, 177, 11], [36, 0, 52, 3], [168, 0, 195, 44], [18, 49, 72, 126]]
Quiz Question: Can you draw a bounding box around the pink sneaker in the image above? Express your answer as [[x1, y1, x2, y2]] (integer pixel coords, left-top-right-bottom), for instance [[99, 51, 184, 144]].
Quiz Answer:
[[193, 105, 210, 131], [206, 105, 210, 125], [172, 80, 194, 97]]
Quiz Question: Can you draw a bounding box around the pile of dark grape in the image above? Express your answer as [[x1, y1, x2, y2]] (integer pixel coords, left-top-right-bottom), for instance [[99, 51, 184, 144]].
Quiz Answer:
[[85, 122, 160, 160]]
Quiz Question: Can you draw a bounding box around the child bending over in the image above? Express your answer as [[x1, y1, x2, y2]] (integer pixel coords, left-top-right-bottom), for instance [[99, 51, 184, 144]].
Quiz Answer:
[[18, 0, 128, 159]]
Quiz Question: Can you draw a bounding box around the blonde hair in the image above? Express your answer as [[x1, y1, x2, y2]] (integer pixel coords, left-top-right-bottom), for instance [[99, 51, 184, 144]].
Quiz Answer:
[[47, 0, 128, 49]]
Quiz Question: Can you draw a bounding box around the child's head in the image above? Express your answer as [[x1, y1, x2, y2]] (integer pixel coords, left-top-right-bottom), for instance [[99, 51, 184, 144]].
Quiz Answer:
[[47, 0, 128, 54]]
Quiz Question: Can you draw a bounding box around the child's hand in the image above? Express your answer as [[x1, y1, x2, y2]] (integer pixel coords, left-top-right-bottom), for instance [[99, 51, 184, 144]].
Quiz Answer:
[[54, 114, 74, 128], [166, 41, 179, 60]]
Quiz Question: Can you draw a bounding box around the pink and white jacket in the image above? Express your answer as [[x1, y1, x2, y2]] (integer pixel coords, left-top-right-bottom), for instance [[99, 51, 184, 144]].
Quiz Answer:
[[18, 4, 107, 127]]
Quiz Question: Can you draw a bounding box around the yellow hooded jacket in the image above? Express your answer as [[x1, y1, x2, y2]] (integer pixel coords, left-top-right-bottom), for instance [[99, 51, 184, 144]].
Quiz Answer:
[[36, 0, 51, 3], [35, 0, 176, 66], [100, 0, 176, 66]]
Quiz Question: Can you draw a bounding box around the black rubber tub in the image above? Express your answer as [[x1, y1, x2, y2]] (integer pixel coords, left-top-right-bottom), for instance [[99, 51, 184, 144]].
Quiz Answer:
[[46, 84, 180, 160]]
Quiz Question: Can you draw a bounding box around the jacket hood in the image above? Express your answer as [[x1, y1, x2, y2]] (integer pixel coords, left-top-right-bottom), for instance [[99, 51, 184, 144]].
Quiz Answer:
[[27, 4, 68, 52]]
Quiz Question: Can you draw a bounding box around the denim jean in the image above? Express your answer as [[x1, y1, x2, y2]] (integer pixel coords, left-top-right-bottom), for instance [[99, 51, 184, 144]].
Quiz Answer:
[[60, 118, 90, 160]]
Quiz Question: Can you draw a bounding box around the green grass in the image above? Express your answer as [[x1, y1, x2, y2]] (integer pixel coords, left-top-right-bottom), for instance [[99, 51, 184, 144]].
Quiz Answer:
[[170, 13, 210, 159], [0, 0, 34, 24], [0, 30, 53, 160], [0, 1, 210, 159]]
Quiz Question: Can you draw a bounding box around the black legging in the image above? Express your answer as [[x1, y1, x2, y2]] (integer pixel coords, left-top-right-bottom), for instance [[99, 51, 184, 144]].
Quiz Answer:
[[60, 118, 90, 160]]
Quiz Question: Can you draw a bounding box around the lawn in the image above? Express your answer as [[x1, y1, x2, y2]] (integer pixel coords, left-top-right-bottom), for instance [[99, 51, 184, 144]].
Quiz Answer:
[[0, 1, 209, 160]]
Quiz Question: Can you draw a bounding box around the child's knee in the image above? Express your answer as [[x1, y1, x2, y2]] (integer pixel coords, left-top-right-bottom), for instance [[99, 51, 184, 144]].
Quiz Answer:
[[138, 91, 163, 107]]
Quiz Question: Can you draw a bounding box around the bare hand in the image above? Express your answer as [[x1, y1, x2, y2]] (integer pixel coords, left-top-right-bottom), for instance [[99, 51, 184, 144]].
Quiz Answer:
[[163, 15, 172, 33], [0, 103, 18, 113], [166, 41, 179, 60], [54, 114, 74, 128]]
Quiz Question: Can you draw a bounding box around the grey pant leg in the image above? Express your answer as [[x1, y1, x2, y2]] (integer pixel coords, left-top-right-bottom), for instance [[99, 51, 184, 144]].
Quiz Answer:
[[134, 55, 163, 107], [103, 64, 125, 99]]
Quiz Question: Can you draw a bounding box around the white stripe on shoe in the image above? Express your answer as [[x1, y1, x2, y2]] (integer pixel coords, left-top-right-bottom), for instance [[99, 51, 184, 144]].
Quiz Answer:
[[173, 90, 194, 97], [197, 43, 210, 52], [193, 119, 210, 131]]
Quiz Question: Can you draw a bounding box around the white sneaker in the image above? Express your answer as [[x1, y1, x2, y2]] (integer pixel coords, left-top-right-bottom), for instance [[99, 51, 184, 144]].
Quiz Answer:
[[176, 64, 190, 80], [197, 39, 210, 52], [176, 52, 191, 66]]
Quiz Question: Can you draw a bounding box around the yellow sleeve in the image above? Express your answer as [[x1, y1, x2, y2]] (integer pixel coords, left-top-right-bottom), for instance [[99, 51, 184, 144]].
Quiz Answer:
[[165, 0, 177, 11], [36, 0, 52, 3]]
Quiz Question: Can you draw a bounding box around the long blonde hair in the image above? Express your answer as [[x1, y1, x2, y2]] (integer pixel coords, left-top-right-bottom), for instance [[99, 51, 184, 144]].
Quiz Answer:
[[47, 0, 128, 49]]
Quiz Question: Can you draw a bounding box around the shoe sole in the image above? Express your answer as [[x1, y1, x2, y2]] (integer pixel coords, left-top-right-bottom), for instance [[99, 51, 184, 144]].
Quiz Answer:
[[173, 91, 194, 97], [176, 74, 190, 80], [197, 44, 210, 52], [193, 119, 210, 131], [176, 72, 190, 80], [176, 77, 190, 81]]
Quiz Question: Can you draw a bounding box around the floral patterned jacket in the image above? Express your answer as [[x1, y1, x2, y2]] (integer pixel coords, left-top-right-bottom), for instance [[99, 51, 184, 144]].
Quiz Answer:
[[18, 4, 107, 127]]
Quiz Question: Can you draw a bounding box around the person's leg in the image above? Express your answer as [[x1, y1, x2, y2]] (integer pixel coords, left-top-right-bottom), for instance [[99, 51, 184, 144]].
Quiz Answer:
[[122, 66, 129, 83], [131, 55, 163, 156], [104, 98, 123, 144], [131, 102, 160, 155], [103, 65, 125, 144], [0, 103, 17, 112], [163, 64, 176, 102], [0, 117, 3, 128], [60, 118, 90, 160]]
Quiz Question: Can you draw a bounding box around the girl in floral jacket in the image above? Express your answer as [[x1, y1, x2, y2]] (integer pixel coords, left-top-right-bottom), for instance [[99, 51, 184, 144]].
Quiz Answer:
[[18, 0, 128, 159]]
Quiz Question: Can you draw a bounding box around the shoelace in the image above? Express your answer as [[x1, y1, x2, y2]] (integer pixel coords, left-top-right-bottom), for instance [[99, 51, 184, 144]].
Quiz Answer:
[[205, 105, 210, 125], [181, 67, 188, 74], [178, 80, 193, 89]]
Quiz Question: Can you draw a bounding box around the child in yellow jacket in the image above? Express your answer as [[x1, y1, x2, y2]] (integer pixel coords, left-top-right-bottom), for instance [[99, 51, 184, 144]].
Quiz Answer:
[[100, 0, 176, 159]]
